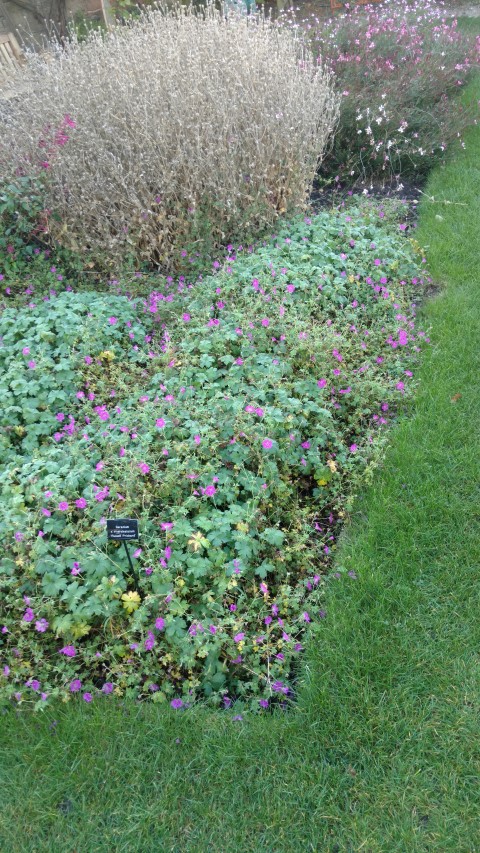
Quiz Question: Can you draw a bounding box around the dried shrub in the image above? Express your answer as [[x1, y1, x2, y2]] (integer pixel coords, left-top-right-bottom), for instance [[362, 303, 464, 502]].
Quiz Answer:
[[0, 2, 339, 271]]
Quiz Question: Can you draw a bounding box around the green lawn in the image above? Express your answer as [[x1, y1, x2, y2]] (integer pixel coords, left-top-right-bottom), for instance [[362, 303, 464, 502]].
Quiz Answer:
[[1, 72, 480, 853]]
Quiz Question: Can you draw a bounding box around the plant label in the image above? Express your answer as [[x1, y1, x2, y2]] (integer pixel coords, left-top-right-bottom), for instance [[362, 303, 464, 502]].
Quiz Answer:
[[106, 518, 139, 541]]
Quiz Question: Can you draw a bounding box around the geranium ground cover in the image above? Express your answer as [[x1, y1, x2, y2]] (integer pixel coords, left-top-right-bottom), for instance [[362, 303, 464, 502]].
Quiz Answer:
[[0, 204, 429, 711]]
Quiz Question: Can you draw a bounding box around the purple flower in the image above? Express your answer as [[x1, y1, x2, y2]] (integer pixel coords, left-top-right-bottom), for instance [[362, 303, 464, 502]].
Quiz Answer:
[[262, 438, 273, 450], [170, 698, 183, 709], [22, 608, 35, 623], [259, 698, 269, 709], [232, 715, 243, 722], [75, 497, 87, 509], [83, 692, 93, 703], [59, 645, 76, 657], [70, 679, 82, 692], [234, 632, 245, 643], [155, 617, 165, 631], [102, 682, 114, 694], [35, 618, 49, 633], [272, 680, 289, 694], [144, 631, 155, 651], [58, 501, 69, 512]]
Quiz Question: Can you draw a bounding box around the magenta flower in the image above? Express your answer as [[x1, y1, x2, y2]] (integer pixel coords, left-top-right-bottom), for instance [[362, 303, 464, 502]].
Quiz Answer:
[[155, 617, 165, 631], [144, 631, 155, 651], [182, 313, 191, 322], [156, 418, 166, 429], [138, 462, 150, 475], [35, 619, 49, 633], [59, 645, 76, 657], [69, 679, 82, 692], [58, 501, 69, 512], [108, 316, 117, 324], [272, 680, 289, 694], [83, 692, 93, 703], [41, 507, 51, 517], [234, 632, 245, 643], [27, 360, 36, 369], [261, 438, 273, 450], [261, 318, 270, 327], [22, 608, 35, 623], [349, 444, 358, 453], [170, 698, 183, 709], [75, 497, 87, 509]]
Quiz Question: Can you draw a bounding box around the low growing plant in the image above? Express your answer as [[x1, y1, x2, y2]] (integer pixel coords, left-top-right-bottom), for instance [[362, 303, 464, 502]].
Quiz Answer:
[[0, 203, 431, 711]]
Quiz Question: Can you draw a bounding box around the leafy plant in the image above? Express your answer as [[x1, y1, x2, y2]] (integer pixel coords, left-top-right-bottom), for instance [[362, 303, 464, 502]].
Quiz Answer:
[[0, 203, 430, 710], [309, 0, 480, 184]]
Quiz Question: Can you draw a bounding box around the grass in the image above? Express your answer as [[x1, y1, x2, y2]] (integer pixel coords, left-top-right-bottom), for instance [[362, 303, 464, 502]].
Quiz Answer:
[[1, 70, 480, 853]]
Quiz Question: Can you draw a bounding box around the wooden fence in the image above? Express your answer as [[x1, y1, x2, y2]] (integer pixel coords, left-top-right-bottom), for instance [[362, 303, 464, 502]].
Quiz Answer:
[[0, 32, 24, 87]]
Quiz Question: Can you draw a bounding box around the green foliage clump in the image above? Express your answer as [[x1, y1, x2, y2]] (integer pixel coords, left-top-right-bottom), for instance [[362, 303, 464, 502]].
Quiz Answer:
[[0, 205, 429, 710]]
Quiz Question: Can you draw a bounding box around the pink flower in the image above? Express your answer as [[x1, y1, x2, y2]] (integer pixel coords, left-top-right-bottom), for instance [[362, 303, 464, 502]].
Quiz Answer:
[[194, 435, 201, 444], [261, 438, 273, 450], [286, 284, 295, 293], [75, 497, 87, 509], [41, 507, 51, 517], [203, 484, 216, 497], [22, 608, 35, 623], [234, 632, 245, 643], [83, 692, 93, 703], [350, 444, 358, 452], [35, 619, 49, 632], [108, 316, 117, 325], [261, 318, 270, 327], [27, 360, 36, 369], [260, 582, 268, 595], [69, 679, 82, 692], [182, 313, 191, 322], [317, 378, 327, 388], [156, 418, 166, 429], [22, 346, 30, 355], [155, 617, 165, 631], [58, 501, 69, 512], [138, 462, 150, 475]]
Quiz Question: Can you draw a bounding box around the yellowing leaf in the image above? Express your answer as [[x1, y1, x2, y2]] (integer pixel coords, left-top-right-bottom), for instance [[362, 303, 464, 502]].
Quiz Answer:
[[121, 590, 141, 612]]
